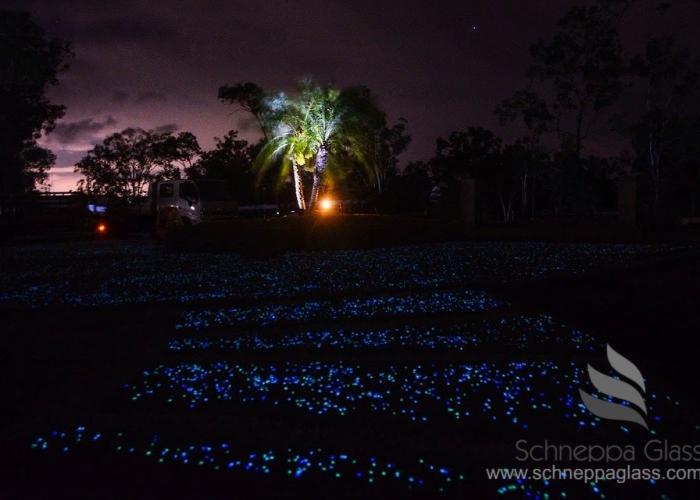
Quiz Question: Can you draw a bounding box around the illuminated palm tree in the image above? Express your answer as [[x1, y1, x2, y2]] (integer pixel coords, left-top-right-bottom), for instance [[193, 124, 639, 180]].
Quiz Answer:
[[253, 93, 313, 210], [299, 83, 343, 208], [256, 81, 380, 209], [254, 128, 309, 210], [302, 83, 389, 207]]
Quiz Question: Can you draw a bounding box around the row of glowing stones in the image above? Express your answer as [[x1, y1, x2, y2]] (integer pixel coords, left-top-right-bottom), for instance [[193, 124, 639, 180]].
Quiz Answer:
[[126, 361, 636, 430], [30, 426, 465, 491], [2, 241, 668, 307], [168, 315, 596, 352], [176, 289, 504, 330]]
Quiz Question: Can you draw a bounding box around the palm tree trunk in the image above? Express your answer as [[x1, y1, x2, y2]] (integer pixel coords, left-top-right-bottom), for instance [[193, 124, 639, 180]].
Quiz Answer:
[[292, 161, 306, 210], [310, 171, 321, 208], [309, 145, 328, 209]]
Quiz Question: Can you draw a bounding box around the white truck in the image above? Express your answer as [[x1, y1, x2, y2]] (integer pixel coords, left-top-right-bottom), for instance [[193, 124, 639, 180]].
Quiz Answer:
[[151, 179, 238, 229], [88, 179, 287, 236]]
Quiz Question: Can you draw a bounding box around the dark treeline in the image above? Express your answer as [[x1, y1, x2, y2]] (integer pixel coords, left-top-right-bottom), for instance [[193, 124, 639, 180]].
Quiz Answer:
[[2, 0, 699, 224], [405, 0, 700, 224], [0, 11, 71, 194]]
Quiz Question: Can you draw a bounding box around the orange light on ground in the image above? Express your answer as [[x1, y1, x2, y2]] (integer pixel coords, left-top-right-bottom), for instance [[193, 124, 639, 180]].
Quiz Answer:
[[319, 197, 335, 212], [97, 223, 107, 234]]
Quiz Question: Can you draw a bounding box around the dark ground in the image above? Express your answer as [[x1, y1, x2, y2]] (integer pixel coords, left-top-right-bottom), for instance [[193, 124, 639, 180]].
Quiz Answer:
[[502, 251, 700, 397], [1, 238, 699, 499]]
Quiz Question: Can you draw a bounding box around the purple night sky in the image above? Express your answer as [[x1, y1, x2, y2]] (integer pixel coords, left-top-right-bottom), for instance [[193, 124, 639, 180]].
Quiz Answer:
[[7, 0, 699, 190]]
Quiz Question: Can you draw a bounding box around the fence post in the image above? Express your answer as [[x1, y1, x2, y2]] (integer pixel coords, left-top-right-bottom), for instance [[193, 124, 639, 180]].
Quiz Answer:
[[617, 174, 637, 227]]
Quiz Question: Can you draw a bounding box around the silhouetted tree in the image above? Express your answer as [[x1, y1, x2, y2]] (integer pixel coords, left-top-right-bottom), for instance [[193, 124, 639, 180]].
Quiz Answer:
[[430, 127, 502, 214], [156, 131, 201, 173], [432, 128, 501, 180], [189, 130, 259, 203], [218, 82, 271, 139], [19, 145, 58, 194], [628, 36, 699, 217], [76, 128, 184, 200], [0, 11, 71, 194], [496, 90, 553, 216], [528, 0, 627, 159], [350, 118, 411, 196], [331, 86, 411, 196]]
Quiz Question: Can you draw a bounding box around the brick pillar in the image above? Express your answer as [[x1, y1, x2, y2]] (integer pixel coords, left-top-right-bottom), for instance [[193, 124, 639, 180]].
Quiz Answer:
[[617, 174, 637, 227], [460, 178, 476, 227]]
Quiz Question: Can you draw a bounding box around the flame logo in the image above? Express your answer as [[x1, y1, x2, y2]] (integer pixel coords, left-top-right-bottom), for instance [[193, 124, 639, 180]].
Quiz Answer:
[[579, 344, 649, 430]]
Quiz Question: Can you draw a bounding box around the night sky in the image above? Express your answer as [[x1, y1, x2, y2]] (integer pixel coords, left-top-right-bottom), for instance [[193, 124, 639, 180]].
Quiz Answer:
[[7, 0, 698, 190]]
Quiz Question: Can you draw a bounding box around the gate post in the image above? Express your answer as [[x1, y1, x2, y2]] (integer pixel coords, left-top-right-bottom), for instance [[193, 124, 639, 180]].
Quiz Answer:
[[460, 178, 476, 227]]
